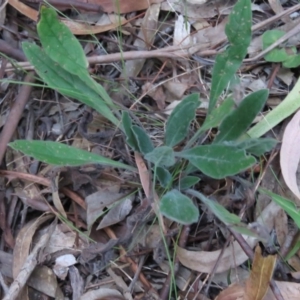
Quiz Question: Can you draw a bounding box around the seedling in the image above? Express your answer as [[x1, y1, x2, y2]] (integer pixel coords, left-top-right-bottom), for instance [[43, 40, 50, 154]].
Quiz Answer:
[[10, 1, 277, 234]]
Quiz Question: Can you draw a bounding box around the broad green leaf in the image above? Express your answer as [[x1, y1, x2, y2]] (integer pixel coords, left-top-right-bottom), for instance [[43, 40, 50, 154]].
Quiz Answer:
[[156, 167, 172, 188], [122, 111, 139, 152], [145, 146, 175, 167], [187, 189, 261, 238], [37, 6, 114, 106], [9, 140, 135, 170], [160, 190, 199, 225], [235, 138, 277, 156], [132, 125, 154, 155], [201, 97, 235, 132], [165, 93, 200, 147], [214, 90, 269, 143], [38, 6, 88, 75], [186, 97, 235, 148], [177, 145, 256, 179], [178, 176, 200, 190], [262, 30, 289, 62], [209, 0, 251, 113], [283, 54, 300, 68], [259, 188, 300, 229], [184, 163, 198, 175], [22, 43, 118, 126]]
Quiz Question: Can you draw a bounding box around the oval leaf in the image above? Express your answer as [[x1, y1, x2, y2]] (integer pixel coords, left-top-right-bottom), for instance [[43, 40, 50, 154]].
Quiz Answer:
[[145, 146, 175, 167], [235, 138, 277, 156], [122, 111, 139, 152], [214, 89, 269, 143], [280, 110, 300, 202], [160, 190, 199, 225], [178, 176, 200, 190], [177, 145, 256, 179], [22, 42, 118, 126], [9, 140, 135, 171], [165, 93, 200, 147], [38, 6, 88, 75], [156, 167, 172, 188], [132, 125, 154, 155]]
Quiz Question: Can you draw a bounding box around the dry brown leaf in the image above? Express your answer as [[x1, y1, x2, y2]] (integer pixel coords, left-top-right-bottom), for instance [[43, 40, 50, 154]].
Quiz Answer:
[[51, 173, 67, 217], [13, 214, 54, 278], [27, 265, 60, 298], [215, 283, 245, 300], [245, 245, 276, 300], [8, 0, 128, 35], [85, 182, 121, 229], [280, 110, 300, 204], [177, 201, 281, 274], [89, 0, 163, 13], [142, 82, 166, 110], [122, 3, 160, 77], [96, 196, 133, 230], [216, 245, 276, 300], [134, 152, 165, 233]]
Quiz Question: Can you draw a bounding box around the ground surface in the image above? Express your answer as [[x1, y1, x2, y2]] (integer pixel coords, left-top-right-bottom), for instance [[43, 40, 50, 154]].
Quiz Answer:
[[1, 0, 300, 299]]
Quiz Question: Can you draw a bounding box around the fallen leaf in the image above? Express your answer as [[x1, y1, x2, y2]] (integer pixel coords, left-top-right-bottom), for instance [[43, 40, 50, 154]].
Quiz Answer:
[[142, 82, 166, 110], [80, 287, 123, 300], [96, 197, 133, 230], [90, 0, 163, 14], [122, 3, 160, 77], [13, 214, 54, 278], [244, 245, 276, 300], [177, 201, 281, 273], [280, 110, 300, 204]]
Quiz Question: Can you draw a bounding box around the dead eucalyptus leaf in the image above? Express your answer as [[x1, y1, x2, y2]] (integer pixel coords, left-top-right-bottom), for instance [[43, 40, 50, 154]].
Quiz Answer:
[[244, 245, 276, 299], [13, 214, 54, 278], [177, 201, 281, 273], [280, 110, 300, 204]]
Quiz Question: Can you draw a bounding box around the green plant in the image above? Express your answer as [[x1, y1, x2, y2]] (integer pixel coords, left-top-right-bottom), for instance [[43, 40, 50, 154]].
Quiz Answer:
[[10, 1, 278, 233], [262, 29, 300, 68]]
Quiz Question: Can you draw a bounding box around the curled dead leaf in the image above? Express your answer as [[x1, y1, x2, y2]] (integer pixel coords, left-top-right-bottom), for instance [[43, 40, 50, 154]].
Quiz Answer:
[[280, 110, 300, 204]]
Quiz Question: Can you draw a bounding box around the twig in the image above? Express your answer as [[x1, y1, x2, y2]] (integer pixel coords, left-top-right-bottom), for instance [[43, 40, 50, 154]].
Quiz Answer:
[[0, 39, 26, 61], [0, 72, 35, 163], [5, 3, 300, 72], [0, 170, 87, 209]]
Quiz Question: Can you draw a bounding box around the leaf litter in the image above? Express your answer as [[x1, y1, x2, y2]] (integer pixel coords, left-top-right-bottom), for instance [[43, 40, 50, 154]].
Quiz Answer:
[[2, 0, 300, 299]]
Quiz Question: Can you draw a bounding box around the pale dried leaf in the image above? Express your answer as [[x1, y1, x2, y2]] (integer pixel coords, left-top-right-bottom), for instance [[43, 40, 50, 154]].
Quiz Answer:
[[80, 288, 123, 300], [174, 15, 191, 46], [13, 214, 53, 278], [51, 174, 67, 217], [88, 0, 163, 13], [96, 197, 133, 230], [215, 283, 245, 300], [122, 3, 160, 77], [53, 254, 77, 280], [280, 110, 300, 204], [85, 182, 120, 228], [163, 81, 189, 99], [142, 82, 166, 110], [177, 201, 281, 273]]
